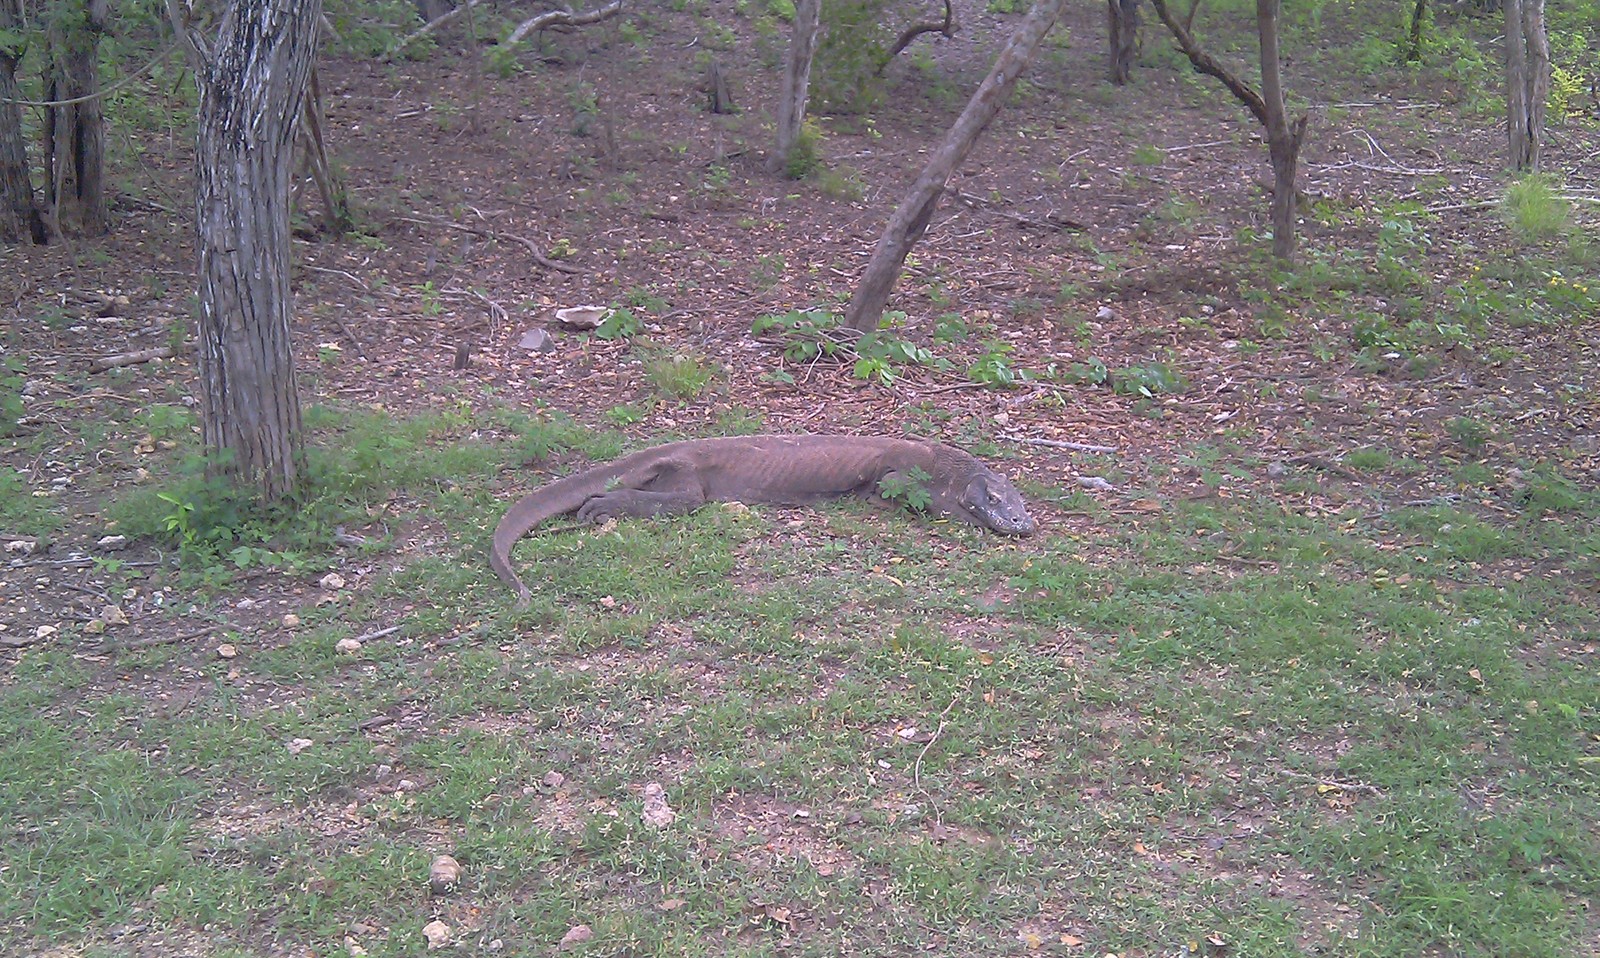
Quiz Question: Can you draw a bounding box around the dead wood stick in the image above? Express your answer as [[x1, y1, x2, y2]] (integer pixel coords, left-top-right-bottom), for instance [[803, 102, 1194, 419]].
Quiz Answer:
[[1005, 436, 1119, 454], [506, 0, 626, 47], [351, 625, 402, 644], [1276, 768, 1385, 797], [394, 214, 581, 274], [104, 623, 225, 654], [89, 347, 175, 373], [384, 0, 493, 61]]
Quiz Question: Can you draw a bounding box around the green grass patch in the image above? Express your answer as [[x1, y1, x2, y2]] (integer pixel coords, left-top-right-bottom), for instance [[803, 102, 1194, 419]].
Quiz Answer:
[[5, 411, 1596, 957]]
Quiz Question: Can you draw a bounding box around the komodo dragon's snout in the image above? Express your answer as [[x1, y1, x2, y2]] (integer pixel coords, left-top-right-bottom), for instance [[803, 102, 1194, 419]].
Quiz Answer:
[[958, 473, 1036, 536]]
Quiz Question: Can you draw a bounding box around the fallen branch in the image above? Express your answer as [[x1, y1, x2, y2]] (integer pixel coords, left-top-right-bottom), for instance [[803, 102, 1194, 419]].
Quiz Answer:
[[875, 0, 955, 77], [1005, 436, 1119, 454], [1276, 768, 1385, 797], [506, 0, 626, 47], [89, 347, 175, 373], [104, 623, 226, 654], [394, 213, 582, 274], [384, 0, 493, 61]]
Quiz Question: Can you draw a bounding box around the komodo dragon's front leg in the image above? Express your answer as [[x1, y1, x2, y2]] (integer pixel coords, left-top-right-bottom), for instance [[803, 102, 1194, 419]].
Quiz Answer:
[[575, 457, 707, 522]]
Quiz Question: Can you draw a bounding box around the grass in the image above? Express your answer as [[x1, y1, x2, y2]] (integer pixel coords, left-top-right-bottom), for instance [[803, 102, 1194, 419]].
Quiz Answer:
[[3, 407, 1596, 957]]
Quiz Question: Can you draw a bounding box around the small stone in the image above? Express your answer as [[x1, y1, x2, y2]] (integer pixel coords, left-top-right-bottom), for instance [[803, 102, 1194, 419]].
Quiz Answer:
[[320, 572, 346, 590], [558, 924, 594, 949], [422, 919, 451, 949], [282, 613, 301, 628], [428, 854, 463, 896], [286, 738, 314, 754], [85, 619, 106, 635], [542, 770, 567, 788], [35, 625, 57, 640], [641, 782, 676, 828], [397, 778, 419, 792], [217, 643, 238, 659], [101, 605, 129, 626], [554, 305, 607, 329], [1266, 461, 1287, 479], [336, 637, 363, 655], [1095, 305, 1116, 322], [4, 539, 36, 555], [519, 328, 556, 352], [97, 535, 128, 550]]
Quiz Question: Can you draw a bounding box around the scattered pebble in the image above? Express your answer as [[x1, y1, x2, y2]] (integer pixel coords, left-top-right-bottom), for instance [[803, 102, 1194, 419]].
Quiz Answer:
[[320, 572, 346, 590], [542, 770, 566, 788], [336, 637, 363, 655], [4, 539, 36, 555], [519, 328, 555, 352], [286, 738, 314, 754], [97, 535, 127, 550], [558, 924, 594, 949], [217, 643, 238, 659], [422, 919, 451, 949], [101, 605, 129, 626], [282, 613, 301, 628], [641, 782, 676, 828], [428, 854, 462, 896], [35, 625, 57, 640]]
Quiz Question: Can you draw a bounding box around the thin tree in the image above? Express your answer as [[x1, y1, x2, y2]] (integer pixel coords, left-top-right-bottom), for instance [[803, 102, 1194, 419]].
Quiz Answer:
[[1107, 0, 1139, 85], [168, 0, 323, 501], [1504, 0, 1548, 171], [0, 0, 44, 244], [1149, 0, 1307, 260], [772, 0, 822, 175], [43, 0, 109, 236], [843, 0, 1067, 333]]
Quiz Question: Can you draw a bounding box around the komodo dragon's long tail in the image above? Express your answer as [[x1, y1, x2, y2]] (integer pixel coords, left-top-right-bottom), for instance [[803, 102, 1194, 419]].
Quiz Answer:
[[490, 462, 627, 607]]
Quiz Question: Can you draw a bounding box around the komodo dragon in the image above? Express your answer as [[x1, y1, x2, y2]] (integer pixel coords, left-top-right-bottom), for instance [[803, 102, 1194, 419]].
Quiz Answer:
[[491, 434, 1036, 605]]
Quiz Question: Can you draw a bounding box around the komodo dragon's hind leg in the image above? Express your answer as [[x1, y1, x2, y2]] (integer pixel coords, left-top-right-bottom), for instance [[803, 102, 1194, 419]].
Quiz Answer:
[[575, 459, 707, 522], [576, 487, 709, 521]]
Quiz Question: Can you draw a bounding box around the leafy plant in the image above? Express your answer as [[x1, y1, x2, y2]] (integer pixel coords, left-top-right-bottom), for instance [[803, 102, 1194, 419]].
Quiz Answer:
[[642, 347, 718, 400], [968, 340, 1026, 388], [594, 307, 643, 341], [1502, 175, 1570, 242], [877, 466, 932, 513]]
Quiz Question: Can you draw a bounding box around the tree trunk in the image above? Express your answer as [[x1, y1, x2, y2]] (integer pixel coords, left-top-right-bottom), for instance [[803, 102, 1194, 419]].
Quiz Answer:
[[179, 0, 323, 501], [1403, 0, 1427, 62], [843, 0, 1067, 333], [0, 0, 44, 245], [1107, 0, 1139, 85], [772, 0, 822, 176], [1149, 0, 1306, 261], [1256, 0, 1304, 261], [1505, 0, 1547, 171], [43, 0, 109, 237]]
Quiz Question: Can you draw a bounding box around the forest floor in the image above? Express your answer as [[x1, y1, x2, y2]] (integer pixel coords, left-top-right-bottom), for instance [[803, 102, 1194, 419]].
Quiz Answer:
[[2, 1, 1598, 956]]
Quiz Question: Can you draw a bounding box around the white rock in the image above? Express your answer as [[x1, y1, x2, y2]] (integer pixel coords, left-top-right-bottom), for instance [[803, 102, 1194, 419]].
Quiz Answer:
[[422, 919, 451, 949], [217, 643, 238, 658], [336, 637, 362, 655], [320, 572, 346, 590], [97, 535, 128, 550]]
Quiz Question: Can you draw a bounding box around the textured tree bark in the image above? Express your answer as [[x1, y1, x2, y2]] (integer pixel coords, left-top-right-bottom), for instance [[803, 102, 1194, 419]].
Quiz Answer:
[[182, 0, 323, 501], [772, 0, 822, 176], [1150, 0, 1306, 261], [1107, 0, 1139, 85], [843, 0, 1066, 333], [43, 0, 109, 236], [1504, 0, 1548, 171], [1256, 0, 1304, 261], [0, 0, 44, 245]]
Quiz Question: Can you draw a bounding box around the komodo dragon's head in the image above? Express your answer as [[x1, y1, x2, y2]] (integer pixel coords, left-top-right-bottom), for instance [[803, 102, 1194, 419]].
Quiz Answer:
[[957, 470, 1037, 536]]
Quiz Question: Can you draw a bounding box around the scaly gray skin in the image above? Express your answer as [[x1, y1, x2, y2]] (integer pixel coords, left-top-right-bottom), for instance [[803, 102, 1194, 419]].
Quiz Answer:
[[491, 434, 1036, 606]]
